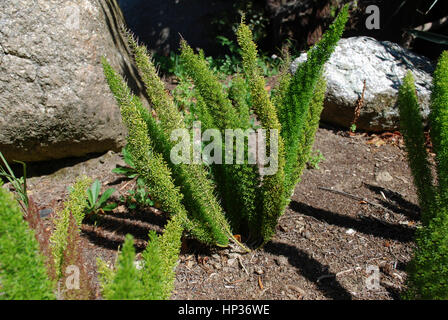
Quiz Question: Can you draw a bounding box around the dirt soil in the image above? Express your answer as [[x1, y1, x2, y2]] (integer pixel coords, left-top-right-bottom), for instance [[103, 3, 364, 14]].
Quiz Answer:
[[8, 123, 422, 301]]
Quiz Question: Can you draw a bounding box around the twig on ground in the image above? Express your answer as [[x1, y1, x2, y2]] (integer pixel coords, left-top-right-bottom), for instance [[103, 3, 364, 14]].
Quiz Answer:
[[317, 186, 395, 215]]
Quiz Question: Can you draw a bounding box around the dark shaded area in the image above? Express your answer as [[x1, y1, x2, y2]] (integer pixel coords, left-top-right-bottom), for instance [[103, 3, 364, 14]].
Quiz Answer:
[[117, 0, 448, 60], [265, 241, 353, 300], [1, 152, 106, 182], [81, 209, 167, 252], [100, 0, 149, 101], [364, 183, 421, 221], [117, 0, 233, 55], [289, 201, 415, 242]]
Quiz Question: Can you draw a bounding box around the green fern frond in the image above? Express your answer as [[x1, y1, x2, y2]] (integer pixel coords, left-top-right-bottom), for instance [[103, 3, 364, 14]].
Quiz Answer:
[[102, 235, 145, 300], [180, 41, 239, 131], [0, 186, 55, 300], [50, 176, 91, 277], [282, 5, 349, 200], [286, 76, 327, 201], [430, 51, 448, 208], [236, 18, 286, 242], [398, 72, 436, 225]]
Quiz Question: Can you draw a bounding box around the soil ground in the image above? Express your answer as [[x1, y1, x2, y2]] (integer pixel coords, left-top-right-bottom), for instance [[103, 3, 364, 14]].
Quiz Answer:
[[8, 123, 422, 300]]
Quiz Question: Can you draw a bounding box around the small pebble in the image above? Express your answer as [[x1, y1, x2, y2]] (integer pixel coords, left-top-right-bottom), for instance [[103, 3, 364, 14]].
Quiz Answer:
[[255, 267, 264, 275], [39, 208, 53, 218]]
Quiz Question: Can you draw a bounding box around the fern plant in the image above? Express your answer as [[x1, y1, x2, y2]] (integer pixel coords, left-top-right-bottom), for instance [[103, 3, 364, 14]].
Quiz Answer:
[[398, 51, 448, 299], [103, 6, 348, 248], [98, 211, 184, 300], [50, 176, 91, 277], [0, 183, 55, 300]]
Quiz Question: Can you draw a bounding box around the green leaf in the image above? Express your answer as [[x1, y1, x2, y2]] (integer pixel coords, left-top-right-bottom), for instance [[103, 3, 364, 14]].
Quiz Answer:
[[112, 166, 138, 178], [102, 203, 118, 211], [98, 188, 116, 207], [89, 179, 101, 205], [87, 188, 95, 208], [406, 29, 448, 45]]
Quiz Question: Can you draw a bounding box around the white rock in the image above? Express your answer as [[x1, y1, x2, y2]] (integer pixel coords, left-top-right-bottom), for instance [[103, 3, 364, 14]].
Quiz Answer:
[[291, 37, 434, 132]]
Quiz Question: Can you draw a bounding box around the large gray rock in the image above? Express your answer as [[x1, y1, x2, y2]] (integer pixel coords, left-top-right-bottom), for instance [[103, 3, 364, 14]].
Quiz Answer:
[[291, 36, 435, 132], [0, 0, 143, 162]]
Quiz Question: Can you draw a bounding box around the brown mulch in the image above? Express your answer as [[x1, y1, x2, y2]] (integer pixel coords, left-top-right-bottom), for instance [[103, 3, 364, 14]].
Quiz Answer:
[[11, 124, 421, 300]]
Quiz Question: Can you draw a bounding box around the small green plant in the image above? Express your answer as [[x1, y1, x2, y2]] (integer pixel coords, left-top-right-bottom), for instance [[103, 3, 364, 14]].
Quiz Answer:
[[112, 146, 139, 179], [398, 51, 448, 299], [59, 213, 95, 300], [0, 183, 55, 300], [98, 211, 184, 300], [120, 178, 155, 210], [307, 150, 325, 170], [0, 152, 28, 211], [113, 147, 155, 209], [85, 179, 117, 215], [98, 234, 145, 300], [50, 176, 92, 277]]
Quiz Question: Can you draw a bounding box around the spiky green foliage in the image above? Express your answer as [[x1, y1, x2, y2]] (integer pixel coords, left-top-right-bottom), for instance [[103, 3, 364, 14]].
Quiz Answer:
[[228, 75, 251, 129], [398, 72, 436, 226], [289, 76, 327, 198], [404, 211, 448, 300], [128, 38, 233, 246], [429, 51, 448, 209], [236, 19, 286, 242], [280, 4, 349, 200], [60, 213, 95, 300], [102, 56, 230, 246], [398, 53, 448, 299], [50, 176, 91, 277], [0, 184, 55, 300], [105, 8, 348, 246], [146, 213, 184, 299], [181, 41, 263, 239], [101, 235, 145, 300], [180, 43, 240, 131], [98, 214, 184, 300]]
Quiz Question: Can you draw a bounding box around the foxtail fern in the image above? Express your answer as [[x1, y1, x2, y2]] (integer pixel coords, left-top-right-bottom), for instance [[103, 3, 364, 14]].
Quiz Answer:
[[98, 211, 184, 299], [104, 7, 349, 247], [398, 52, 448, 299], [50, 176, 91, 277], [280, 4, 349, 201], [0, 184, 55, 300]]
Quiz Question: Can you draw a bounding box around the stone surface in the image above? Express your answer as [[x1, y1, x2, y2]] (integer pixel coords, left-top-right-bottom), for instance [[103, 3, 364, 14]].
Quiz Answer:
[[0, 0, 145, 162], [291, 36, 435, 132]]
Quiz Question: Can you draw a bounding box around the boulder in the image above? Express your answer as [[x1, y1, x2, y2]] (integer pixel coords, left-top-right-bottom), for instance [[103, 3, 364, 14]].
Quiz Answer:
[[0, 0, 144, 162], [290, 36, 435, 132]]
